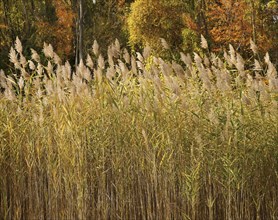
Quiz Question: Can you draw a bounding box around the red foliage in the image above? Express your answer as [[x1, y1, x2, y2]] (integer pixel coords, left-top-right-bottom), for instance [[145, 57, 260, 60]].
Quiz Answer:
[[206, 0, 252, 52], [52, 0, 75, 57]]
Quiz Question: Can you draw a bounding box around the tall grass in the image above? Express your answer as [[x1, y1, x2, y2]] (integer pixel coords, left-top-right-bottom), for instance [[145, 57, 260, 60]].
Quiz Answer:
[[0, 38, 277, 219]]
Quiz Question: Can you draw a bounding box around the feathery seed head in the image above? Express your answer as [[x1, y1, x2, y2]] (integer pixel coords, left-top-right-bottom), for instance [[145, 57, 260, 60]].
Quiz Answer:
[[118, 60, 129, 77], [136, 52, 144, 62], [108, 53, 114, 67], [86, 54, 94, 69], [136, 61, 144, 71], [95, 68, 103, 83], [229, 44, 236, 64], [123, 48, 130, 64], [180, 52, 192, 66], [19, 53, 27, 66], [43, 43, 54, 59], [223, 50, 232, 67], [28, 60, 36, 70], [210, 53, 217, 66], [0, 70, 6, 89], [114, 39, 121, 53], [204, 55, 210, 67], [201, 34, 208, 49], [193, 52, 202, 66], [264, 52, 271, 64], [269, 78, 278, 91], [65, 61, 72, 80], [143, 45, 151, 59], [131, 55, 137, 75], [98, 54, 105, 69], [18, 76, 24, 90], [31, 49, 40, 63], [9, 47, 18, 66], [4, 87, 15, 100], [37, 63, 43, 76], [46, 61, 53, 76], [160, 62, 171, 76], [236, 53, 245, 72], [21, 68, 30, 79], [250, 39, 258, 54], [45, 79, 53, 95], [53, 53, 61, 65], [160, 38, 170, 50], [106, 66, 115, 81], [77, 59, 86, 74], [217, 58, 224, 69], [93, 40, 99, 56], [172, 62, 184, 78], [15, 37, 23, 54], [254, 59, 262, 71], [82, 69, 92, 82]]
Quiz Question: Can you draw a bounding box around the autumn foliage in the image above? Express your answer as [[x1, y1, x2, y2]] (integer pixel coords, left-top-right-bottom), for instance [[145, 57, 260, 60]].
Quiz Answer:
[[36, 0, 75, 58], [0, 0, 277, 69], [206, 0, 252, 52]]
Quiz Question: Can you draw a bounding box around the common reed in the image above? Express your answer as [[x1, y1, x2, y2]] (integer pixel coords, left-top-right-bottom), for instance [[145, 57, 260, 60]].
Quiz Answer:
[[0, 38, 277, 219]]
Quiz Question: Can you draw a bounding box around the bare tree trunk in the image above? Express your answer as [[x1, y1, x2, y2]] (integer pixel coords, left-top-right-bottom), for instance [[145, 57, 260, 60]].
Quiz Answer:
[[75, 0, 84, 67], [30, 0, 35, 10], [79, 0, 84, 61], [250, 0, 257, 44], [75, 17, 79, 68]]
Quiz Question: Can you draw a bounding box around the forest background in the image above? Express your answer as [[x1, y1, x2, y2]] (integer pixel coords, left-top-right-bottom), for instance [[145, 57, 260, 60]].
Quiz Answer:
[[0, 0, 277, 70]]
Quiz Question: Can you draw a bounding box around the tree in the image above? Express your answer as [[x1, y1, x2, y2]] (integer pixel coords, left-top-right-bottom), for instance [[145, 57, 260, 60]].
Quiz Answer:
[[75, 0, 84, 66], [77, 0, 130, 58], [205, 0, 253, 52], [0, 0, 39, 68], [127, 0, 186, 53], [36, 0, 75, 58], [205, 0, 277, 62], [250, 0, 277, 59]]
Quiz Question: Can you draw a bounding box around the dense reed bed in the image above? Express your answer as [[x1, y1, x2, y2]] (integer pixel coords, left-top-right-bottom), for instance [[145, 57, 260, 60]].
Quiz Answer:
[[0, 38, 277, 219]]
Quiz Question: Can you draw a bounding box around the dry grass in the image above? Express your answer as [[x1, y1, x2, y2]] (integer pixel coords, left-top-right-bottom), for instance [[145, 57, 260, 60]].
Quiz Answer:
[[0, 38, 277, 219]]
